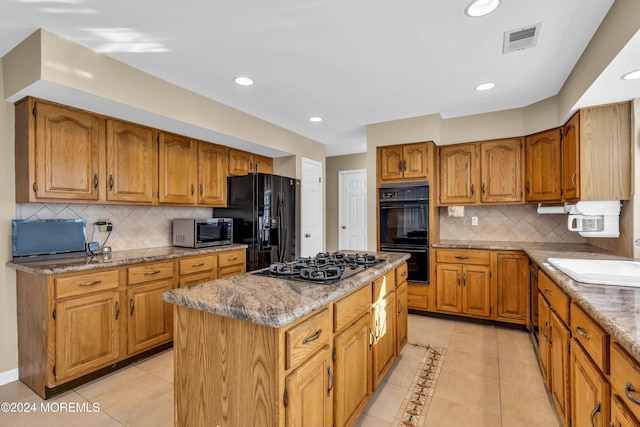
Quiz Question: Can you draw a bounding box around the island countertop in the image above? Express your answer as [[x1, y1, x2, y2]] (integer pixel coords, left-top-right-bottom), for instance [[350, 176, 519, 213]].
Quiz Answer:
[[163, 251, 411, 328]]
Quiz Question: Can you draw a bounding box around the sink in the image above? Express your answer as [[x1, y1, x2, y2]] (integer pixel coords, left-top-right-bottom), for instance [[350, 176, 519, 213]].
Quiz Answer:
[[546, 258, 640, 287]]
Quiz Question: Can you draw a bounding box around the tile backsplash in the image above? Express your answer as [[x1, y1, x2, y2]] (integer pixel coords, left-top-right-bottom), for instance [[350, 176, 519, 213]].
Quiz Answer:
[[16, 204, 213, 251], [439, 204, 586, 243]]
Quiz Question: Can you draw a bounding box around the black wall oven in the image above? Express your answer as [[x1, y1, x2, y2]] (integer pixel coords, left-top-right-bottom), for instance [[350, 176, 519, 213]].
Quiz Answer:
[[379, 182, 429, 284]]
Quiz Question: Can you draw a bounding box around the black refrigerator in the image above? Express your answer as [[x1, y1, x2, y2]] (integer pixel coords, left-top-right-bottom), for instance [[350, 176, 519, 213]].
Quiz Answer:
[[214, 173, 300, 272]]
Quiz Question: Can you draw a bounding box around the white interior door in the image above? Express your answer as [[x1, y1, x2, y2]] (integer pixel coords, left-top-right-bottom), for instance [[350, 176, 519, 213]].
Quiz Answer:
[[338, 170, 367, 250], [300, 157, 322, 257]]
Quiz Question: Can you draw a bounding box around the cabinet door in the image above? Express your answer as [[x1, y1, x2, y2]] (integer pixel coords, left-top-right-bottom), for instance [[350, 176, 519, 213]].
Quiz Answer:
[[436, 264, 462, 314], [525, 129, 562, 203], [480, 138, 523, 203], [461, 266, 491, 318], [439, 144, 479, 205], [538, 293, 552, 390], [372, 292, 396, 390], [379, 146, 404, 181], [285, 345, 333, 427], [611, 395, 640, 427], [55, 291, 120, 381], [561, 112, 580, 202], [333, 313, 372, 427], [396, 281, 408, 354], [159, 132, 197, 204], [228, 149, 253, 176], [495, 253, 529, 324], [106, 120, 157, 203], [127, 279, 173, 354], [198, 142, 229, 206], [403, 143, 428, 180], [35, 101, 102, 201], [572, 340, 610, 427], [254, 154, 273, 174], [550, 310, 571, 427]]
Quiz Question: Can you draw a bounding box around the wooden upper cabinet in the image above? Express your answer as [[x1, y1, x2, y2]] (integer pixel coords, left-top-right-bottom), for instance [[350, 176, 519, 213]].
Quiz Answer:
[[18, 99, 104, 202], [525, 128, 562, 203], [378, 142, 429, 183], [561, 112, 579, 202], [228, 149, 253, 176], [480, 138, 523, 203], [106, 120, 158, 204], [439, 143, 479, 205], [254, 154, 273, 174], [158, 132, 197, 205], [198, 142, 228, 206]]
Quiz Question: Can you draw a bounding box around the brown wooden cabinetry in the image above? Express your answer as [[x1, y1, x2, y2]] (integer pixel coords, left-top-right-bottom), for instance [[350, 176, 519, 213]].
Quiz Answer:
[[106, 119, 158, 204], [372, 279, 396, 389], [480, 138, 523, 203], [396, 281, 408, 355], [611, 342, 640, 426], [178, 254, 216, 287], [611, 394, 640, 427], [378, 142, 429, 183], [572, 340, 610, 427], [494, 252, 528, 324], [197, 142, 228, 206], [525, 128, 562, 203], [228, 149, 273, 176], [255, 154, 274, 173], [438, 143, 479, 205], [561, 112, 580, 202], [158, 132, 197, 205], [538, 293, 552, 389]]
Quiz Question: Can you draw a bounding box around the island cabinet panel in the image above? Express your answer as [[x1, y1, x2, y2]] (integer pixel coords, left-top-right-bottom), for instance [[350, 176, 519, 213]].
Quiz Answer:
[[106, 119, 158, 204], [286, 308, 331, 370], [158, 132, 197, 205], [372, 291, 396, 390], [396, 281, 408, 355]]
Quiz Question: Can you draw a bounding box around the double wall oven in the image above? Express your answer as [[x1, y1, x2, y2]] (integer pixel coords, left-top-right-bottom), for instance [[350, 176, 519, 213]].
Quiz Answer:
[[378, 182, 429, 284]]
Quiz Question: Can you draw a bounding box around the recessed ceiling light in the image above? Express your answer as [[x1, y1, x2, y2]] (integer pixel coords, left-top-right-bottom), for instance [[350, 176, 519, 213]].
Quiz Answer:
[[475, 82, 497, 91], [309, 117, 323, 122], [465, 0, 501, 17], [621, 69, 640, 80], [233, 76, 254, 86]]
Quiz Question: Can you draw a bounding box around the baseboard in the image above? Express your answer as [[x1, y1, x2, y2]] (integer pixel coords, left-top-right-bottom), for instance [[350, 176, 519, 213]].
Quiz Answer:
[[0, 368, 19, 386]]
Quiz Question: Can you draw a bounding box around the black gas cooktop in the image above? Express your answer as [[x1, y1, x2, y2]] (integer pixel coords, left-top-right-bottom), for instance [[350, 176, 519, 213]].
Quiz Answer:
[[254, 252, 382, 285]]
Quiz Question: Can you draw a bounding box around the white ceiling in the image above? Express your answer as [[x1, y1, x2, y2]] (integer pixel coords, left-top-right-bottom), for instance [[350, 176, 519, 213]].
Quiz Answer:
[[1, 0, 638, 157]]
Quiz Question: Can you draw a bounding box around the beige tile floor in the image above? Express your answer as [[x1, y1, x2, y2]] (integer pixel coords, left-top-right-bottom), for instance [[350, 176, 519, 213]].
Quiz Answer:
[[0, 314, 560, 426]]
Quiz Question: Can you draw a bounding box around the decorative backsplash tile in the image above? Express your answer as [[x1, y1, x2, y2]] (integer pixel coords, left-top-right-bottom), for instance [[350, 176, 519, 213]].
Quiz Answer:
[[439, 205, 586, 243], [16, 204, 214, 251]]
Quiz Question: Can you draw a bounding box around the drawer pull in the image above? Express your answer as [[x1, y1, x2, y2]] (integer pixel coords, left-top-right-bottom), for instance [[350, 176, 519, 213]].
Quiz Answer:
[[327, 365, 334, 397], [543, 289, 553, 296], [575, 326, 591, 340], [227, 257, 238, 261], [455, 256, 469, 260], [401, 271, 407, 277], [144, 270, 161, 276], [625, 383, 640, 406], [192, 263, 205, 267], [79, 280, 102, 287], [302, 329, 322, 344], [590, 401, 600, 427], [369, 327, 374, 350]]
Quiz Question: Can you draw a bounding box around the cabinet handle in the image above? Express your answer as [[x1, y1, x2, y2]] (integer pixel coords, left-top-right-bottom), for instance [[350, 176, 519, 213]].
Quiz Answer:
[[471, 184, 475, 196], [115, 301, 120, 320], [109, 174, 113, 191], [33, 182, 38, 193], [575, 326, 591, 340], [94, 174, 99, 190], [398, 300, 403, 315], [542, 321, 549, 341], [144, 270, 161, 276], [227, 257, 238, 261], [369, 327, 374, 350], [192, 263, 205, 267], [374, 318, 380, 339], [457, 273, 461, 286], [463, 273, 467, 286], [302, 329, 322, 344], [191, 184, 195, 196], [590, 401, 600, 427], [327, 365, 334, 397], [526, 181, 530, 194], [399, 159, 403, 172], [482, 182, 485, 195], [625, 382, 640, 406], [571, 171, 577, 188], [454, 256, 469, 260], [129, 298, 135, 316], [403, 159, 407, 171], [199, 183, 203, 196], [543, 289, 553, 296], [79, 280, 102, 287]]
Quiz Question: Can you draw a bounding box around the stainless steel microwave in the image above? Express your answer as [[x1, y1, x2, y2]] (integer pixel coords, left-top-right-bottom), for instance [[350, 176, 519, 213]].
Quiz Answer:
[[172, 218, 233, 248]]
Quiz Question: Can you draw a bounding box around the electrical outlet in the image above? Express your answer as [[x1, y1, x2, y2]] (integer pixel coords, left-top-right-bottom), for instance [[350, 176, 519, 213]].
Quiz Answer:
[[97, 219, 110, 232], [471, 216, 478, 226]]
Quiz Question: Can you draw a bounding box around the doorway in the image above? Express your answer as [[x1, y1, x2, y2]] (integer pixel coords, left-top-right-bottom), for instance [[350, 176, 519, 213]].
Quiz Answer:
[[300, 157, 323, 257], [338, 169, 367, 251]]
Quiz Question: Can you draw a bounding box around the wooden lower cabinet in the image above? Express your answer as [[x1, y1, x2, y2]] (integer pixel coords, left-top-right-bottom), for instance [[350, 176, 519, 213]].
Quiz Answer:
[[396, 281, 408, 355], [285, 345, 333, 427], [494, 252, 528, 324], [436, 264, 490, 318], [538, 293, 552, 389], [372, 291, 396, 389], [407, 283, 430, 310], [572, 340, 610, 427], [550, 310, 571, 427], [126, 279, 173, 354], [611, 395, 640, 427], [333, 313, 372, 427]]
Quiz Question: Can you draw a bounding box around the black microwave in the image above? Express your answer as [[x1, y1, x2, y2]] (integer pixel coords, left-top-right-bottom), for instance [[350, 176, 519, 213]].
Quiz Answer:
[[172, 218, 233, 248]]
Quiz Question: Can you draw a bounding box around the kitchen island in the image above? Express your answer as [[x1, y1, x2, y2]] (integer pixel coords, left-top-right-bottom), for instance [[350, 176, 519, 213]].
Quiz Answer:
[[163, 251, 410, 427]]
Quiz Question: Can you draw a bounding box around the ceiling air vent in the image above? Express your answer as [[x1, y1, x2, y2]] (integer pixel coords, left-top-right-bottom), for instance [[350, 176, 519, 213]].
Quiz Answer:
[[503, 22, 541, 54]]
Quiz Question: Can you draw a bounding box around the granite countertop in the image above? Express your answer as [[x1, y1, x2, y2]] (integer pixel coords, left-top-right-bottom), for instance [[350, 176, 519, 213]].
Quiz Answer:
[[163, 251, 411, 328], [6, 244, 248, 275], [433, 239, 613, 253]]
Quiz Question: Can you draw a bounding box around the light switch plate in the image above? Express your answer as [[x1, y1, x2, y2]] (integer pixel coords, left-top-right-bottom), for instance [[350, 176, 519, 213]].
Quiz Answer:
[[448, 206, 464, 217], [471, 216, 479, 226]]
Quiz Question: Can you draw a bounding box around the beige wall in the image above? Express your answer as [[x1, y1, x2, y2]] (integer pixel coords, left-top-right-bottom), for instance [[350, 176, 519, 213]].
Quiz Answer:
[[326, 153, 368, 252], [0, 58, 18, 374]]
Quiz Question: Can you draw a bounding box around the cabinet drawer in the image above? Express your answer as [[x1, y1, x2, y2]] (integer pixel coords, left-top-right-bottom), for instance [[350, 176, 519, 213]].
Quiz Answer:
[[436, 249, 490, 265], [179, 254, 215, 275], [570, 302, 609, 373], [373, 271, 396, 301], [408, 294, 428, 310], [538, 271, 569, 324], [217, 249, 245, 268], [55, 270, 120, 299], [218, 264, 245, 279], [611, 342, 640, 422], [396, 263, 408, 285], [179, 271, 213, 288], [334, 285, 372, 333], [286, 308, 331, 370], [127, 261, 174, 285]]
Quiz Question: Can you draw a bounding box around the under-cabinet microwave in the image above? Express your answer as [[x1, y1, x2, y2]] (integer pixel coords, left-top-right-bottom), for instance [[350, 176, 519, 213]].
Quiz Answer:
[[173, 218, 233, 248]]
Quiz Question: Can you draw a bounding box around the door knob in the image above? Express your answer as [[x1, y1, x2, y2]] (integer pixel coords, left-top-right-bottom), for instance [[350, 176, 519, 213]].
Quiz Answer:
[[341, 226, 347, 229], [305, 233, 311, 238]]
